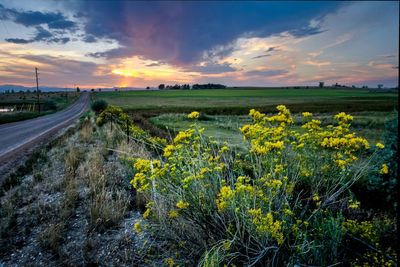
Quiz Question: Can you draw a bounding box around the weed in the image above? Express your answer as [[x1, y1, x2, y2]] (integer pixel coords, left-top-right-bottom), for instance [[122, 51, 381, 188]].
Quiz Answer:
[[38, 222, 65, 254]]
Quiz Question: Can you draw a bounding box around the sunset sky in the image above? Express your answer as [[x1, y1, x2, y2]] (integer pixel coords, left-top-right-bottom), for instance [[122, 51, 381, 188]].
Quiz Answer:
[[0, 1, 398, 89]]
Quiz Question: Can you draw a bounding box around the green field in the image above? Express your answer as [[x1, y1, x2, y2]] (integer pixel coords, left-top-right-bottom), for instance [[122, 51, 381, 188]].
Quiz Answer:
[[94, 88, 398, 114], [0, 91, 80, 124], [150, 111, 397, 148]]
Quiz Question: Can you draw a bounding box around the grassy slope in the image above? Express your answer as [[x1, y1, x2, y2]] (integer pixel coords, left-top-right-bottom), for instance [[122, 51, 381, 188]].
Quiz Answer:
[[95, 88, 398, 114]]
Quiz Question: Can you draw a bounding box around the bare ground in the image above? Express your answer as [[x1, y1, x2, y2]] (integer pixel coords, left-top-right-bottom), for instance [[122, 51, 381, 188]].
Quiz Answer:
[[0, 117, 149, 266]]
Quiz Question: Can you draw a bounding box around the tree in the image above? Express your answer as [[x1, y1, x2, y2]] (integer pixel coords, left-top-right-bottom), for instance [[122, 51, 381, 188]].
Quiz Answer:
[[377, 84, 383, 89], [146, 86, 150, 90], [76, 87, 80, 92], [319, 82, 324, 88], [158, 84, 165, 90]]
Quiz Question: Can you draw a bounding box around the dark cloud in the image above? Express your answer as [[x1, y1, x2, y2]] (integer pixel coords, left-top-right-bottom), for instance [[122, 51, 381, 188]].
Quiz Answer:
[[5, 38, 31, 44], [245, 69, 289, 77], [185, 62, 236, 74], [32, 26, 53, 41], [82, 34, 97, 43], [48, 19, 75, 30], [288, 25, 326, 38], [252, 54, 271, 59], [0, 3, 76, 44], [76, 1, 342, 65], [146, 63, 162, 67], [266, 46, 279, 53], [0, 4, 76, 30], [5, 26, 71, 44]]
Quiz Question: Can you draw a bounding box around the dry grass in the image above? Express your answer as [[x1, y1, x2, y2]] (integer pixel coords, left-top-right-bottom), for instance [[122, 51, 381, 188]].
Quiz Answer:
[[38, 222, 65, 254], [64, 146, 83, 178], [80, 118, 93, 142], [89, 190, 129, 231], [116, 139, 151, 159], [0, 193, 18, 241]]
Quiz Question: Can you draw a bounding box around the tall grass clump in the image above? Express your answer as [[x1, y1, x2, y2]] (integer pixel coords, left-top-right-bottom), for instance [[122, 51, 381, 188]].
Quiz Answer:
[[130, 106, 396, 266]]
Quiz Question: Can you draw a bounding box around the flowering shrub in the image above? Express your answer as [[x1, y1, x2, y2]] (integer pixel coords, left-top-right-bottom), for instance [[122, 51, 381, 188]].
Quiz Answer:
[[96, 105, 167, 149], [130, 106, 395, 266]]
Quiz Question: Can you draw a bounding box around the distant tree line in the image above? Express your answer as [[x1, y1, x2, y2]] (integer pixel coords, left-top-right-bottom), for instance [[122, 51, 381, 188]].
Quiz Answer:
[[158, 83, 226, 90]]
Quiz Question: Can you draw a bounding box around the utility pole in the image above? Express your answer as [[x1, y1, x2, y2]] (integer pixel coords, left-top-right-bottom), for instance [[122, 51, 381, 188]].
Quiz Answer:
[[35, 67, 40, 113]]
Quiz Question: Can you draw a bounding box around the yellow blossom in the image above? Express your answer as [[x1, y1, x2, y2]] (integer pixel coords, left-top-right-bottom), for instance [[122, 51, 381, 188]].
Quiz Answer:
[[164, 257, 175, 267], [163, 144, 175, 157], [143, 208, 151, 219], [349, 199, 360, 209], [168, 210, 179, 219], [176, 200, 189, 209], [188, 111, 200, 119], [380, 164, 389, 174], [376, 142, 385, 149], [134, 222, 142, 234]]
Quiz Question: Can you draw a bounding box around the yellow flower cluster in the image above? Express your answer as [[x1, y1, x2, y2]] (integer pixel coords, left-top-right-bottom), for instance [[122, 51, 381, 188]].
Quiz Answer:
[[163, 144, 175, 157], [343, 219, 380, 244], [380, 163, 389, 174], [164, 257, 175, 267], [348, 199, 360, 209], [248, 208, 284, 244], [176, 200, 190, 209], [173, 129, 194, 144], [134, 221, 142, 234], [375, 142, 385, 149], [334, 112, 353, 123], [168, 210, 179, 219], [188, 111, 200, 119], [126, 108, 387, 261], [217, 186, 235, 212]]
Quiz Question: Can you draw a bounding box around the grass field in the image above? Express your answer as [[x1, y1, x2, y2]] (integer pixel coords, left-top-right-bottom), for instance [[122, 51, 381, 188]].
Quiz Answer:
[[94, 88, 398, 114], [0, 91, 80, 124]]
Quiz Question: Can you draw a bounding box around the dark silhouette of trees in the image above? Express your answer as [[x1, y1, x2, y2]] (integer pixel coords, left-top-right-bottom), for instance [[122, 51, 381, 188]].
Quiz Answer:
[[157, 83, 226, 90], [192, 83, 226, 89]]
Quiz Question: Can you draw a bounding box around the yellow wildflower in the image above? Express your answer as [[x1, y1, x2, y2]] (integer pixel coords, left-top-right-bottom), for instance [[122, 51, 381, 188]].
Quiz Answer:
[[134, 222, 142, 234], [163, 144, 175, 157], [376, 142, 385, 149], [168, 210, 179, 219], [143, 208, 151, 219], [223, 240, 231, 251], [380, 164, 389, 174], [349, 199, 360, 209], [164, 257, 175, 267], [188, 111, 200, 119], [219, 145, 229, 153], [176, 200, 189, 209]]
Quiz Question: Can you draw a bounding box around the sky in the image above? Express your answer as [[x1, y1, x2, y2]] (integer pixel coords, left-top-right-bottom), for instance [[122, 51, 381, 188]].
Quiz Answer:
[[0, 1, 398, 89]]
